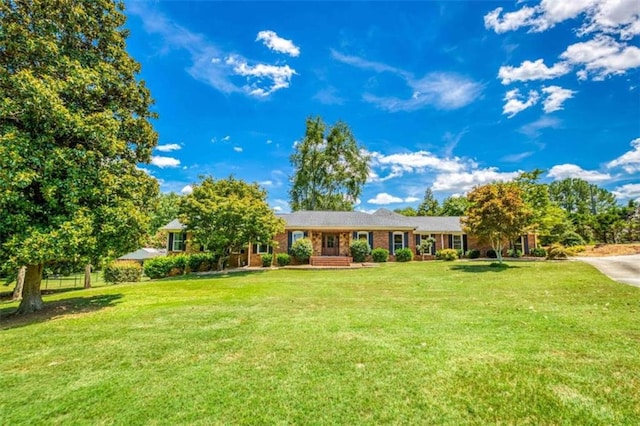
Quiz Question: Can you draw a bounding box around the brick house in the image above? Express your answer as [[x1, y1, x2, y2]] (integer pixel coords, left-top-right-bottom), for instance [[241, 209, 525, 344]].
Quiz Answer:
[[162, 208, 537, 267]]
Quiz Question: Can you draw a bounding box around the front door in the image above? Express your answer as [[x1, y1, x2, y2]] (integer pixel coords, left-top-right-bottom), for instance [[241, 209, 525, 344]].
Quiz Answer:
[[322, 234, 339, 256]]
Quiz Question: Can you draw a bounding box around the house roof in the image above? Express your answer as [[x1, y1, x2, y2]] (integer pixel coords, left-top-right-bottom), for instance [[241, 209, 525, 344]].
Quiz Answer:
[[409, 216, 464, 233], [160, 219, 185, 231], [278, 210, 415, 230], [118, 248, 167, 261]]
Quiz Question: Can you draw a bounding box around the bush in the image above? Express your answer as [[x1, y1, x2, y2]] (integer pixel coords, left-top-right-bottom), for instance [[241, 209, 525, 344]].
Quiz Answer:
[[436, 249, 458, 261], [261, 253, 273, 267], [104, 261, 142, 284], [531, 247, 547, 257], [547, 243, 568, 260], [560, 231, 585, 247], [507, 249, 522, 258], [350, 240, 371, 262], [371, 248, 389, 263], [566, 245, 586, 256], [486, 249, 498, 259], [276, 253, 291, 266], [290, 238, 313, 263], [466, 249, 480, 259], [395, 248, 413, 262], [188, 253, 213, 272], [171, 254, 188, 275], [144, 256, 174, 279]]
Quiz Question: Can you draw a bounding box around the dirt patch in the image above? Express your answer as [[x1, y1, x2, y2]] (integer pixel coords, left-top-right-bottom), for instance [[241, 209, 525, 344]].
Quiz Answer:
[[577, 244, 640, 257]]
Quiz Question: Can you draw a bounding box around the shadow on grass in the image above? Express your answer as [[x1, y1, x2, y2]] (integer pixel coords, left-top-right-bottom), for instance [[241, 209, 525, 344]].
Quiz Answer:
[[0, 294, 123, 330], [159, 269, 271, 282], [449, 263, 521, 273]]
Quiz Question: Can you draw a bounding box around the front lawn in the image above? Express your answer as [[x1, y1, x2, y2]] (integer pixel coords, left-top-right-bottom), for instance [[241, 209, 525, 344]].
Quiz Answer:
[[1, 261, 639, 424]]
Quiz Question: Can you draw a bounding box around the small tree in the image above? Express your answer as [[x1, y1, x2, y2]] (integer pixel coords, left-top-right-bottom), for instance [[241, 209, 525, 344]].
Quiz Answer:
[[290, 238, 313, 263], [462, 183, 532, 264], [179, 176, 285, 270], [417, 237, 436, 260], [350, 240, 371, 262]]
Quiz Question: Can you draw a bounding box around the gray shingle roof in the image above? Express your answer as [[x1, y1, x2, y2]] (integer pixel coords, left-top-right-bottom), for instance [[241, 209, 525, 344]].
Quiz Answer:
[[160, 219, 185, 231], [118, 248, 167, 261], [278, 210, 415, 230], [409, 216, 463, 233]]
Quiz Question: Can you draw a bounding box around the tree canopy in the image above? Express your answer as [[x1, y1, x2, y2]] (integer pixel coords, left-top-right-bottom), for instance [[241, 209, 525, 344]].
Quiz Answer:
[[417, 189, 440, 216], [289, 116, 370, 211], [179, 176, 285, 270], [0, 0, 159, 313], [463, 183, 532, 263]]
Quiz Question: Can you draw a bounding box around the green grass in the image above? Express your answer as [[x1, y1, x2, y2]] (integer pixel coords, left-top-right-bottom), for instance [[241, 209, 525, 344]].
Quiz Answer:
[[1, 261, 639, 424]]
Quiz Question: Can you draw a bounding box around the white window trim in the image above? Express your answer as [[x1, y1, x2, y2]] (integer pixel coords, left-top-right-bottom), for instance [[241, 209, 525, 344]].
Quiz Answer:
[[292, 231, 304, 244], [357, 231, 369, 241], [419, 234, 436, 255], [452, 234, 463, 251], [256, 243, 270, 254], [172, 232, 184, 252], [393, 232, 405, 254]]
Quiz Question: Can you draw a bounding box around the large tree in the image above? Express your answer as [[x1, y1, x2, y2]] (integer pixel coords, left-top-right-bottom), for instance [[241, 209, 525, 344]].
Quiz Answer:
[[462, 183, 532, 263], [289, 117, 370, 211], [179, 176, 285, 270], [0, 1, 159, 313], [417, 188, 440, 216], [439, 195, 470, 216]]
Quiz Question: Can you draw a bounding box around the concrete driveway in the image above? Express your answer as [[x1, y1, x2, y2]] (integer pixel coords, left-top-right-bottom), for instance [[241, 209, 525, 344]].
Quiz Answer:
[[578, 254, 640, 287]]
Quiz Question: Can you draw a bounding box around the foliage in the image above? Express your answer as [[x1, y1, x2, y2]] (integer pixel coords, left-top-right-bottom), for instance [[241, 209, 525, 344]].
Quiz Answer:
[[466, 249, 481, 259], [143, 257, 175, 279], [565, 245, 586, 256], [394, 248, 414, 262], [179, 176, 285, 270], [507, 249, 522, 258], [547, 244, 569, 260], [417, 237, 436, 259], [439, 196, 470, 216], [349, 240, 371, 263], [187, 253, 216, 273], [261, 254, 273, 267], [560, 231, 585, 247], [463, 183, 533, 264], [393, 207, 417, 216], [530, 247, 547, 257], [486, 249, 498, 259], [144, 253, 218, 279], [103, 261, 142, 284], [276, 253, 291, 267], [417, 189, 440, 216], [290, 238, 313, 263], [289, 117, 370, 211], [0, 1, 159, 313], [436, 249, 459, 261], [148, 192, 182, 235], [371, 248, 389, 263]]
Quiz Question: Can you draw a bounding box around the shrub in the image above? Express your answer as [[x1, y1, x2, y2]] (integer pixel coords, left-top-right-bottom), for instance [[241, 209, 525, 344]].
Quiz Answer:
[[171, 254, 188, 275], [565, 245, 586, 256], [530, 247, 547, 257], [350, 240, 371, 263], [261, 253, 273, 267], [436, 249, 458, 261], [547, 243, 568, 260], [395, 248, 413, 262], [371, 248, 389, 263], [144, 256, 174, 279], [290, 238, 313, 263], [486, 249, 498, 259], [560, 231, 585, 247], [507, 249, 522, 258], [104, 261, 142, 284], [276, 253, 291, 266], [188, 253, 213, 272], [466, 249, 480, 259]]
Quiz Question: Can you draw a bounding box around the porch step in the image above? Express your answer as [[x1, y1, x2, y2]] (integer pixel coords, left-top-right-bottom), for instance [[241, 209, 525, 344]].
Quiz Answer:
[[310, 256, 353, 267]]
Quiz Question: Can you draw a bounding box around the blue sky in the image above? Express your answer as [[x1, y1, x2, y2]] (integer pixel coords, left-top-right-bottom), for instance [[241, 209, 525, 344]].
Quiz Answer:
[[125, 1, 640, 212]]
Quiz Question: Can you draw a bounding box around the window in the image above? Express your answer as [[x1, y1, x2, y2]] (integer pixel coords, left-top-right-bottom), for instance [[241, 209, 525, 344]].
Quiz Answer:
[[172, 232, 184, 251], [513, 236, 524, 253], [393, 232, 404, 254], [357, 231, 369, 241], [292, 231, 304, 243], [420, 234, 436, 255], [452, 235, 462, 250], [256, 243, 270, 254]]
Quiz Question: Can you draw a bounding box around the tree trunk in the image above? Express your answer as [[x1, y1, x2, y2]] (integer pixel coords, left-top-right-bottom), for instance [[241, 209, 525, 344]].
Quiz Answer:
[[12, 266, 26, 301], [16, 264, 44, 314], [84, 264, 92, 289]]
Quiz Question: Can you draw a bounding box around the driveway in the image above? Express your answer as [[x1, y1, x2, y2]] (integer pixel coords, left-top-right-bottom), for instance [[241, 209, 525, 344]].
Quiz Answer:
[[578, 254, 640, 287]]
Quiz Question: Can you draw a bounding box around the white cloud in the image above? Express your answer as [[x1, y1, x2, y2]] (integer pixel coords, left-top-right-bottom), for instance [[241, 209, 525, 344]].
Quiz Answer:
[[225, 55, 296, 96], [368, 150, 470, 182], [541, 85, 576, 112], [498, 59, 571, 84], [503, 89, 540, 117], [560, 35, 640, 80], [313, 86, 346, 105], [155, 143, 182, 152], [332, 50, 482, 111], [547, 164, 612, 182], [273, 206, 283, 212], [151, 156, 181, 168], [607, 137, 640, 173], [259, 180, 273, 186], [432, 168, 521, 192], [367, 193, 418, 205], [501, 151, 535, 163], [222, 136, 230, 142], [256, 30, 300, 57], [612, 183, 640, 200], [519, 116, 561, 138], [233, 146, 243, 153], [180, 185, 193, 194], [484, 6, 538, 33]]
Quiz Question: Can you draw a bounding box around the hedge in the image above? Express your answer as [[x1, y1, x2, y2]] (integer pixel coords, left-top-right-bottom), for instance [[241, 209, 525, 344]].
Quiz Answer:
[[104, 261, 142, 284]]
